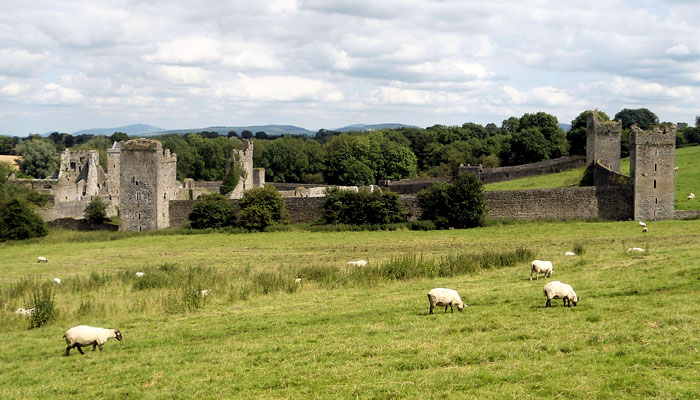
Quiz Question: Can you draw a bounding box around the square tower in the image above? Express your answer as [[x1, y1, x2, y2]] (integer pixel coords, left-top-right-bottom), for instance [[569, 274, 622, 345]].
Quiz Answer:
[[118, 139, 178, 231], [630, 124, 675, 221], [586, 112, 622, 172]]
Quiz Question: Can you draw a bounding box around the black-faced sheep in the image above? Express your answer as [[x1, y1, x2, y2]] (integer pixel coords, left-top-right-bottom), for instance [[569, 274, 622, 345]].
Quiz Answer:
[[63, 325, 122, 356]]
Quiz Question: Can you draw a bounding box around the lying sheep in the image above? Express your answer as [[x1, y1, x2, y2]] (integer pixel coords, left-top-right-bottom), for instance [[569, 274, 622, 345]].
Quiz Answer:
[[37, 256, 48, 263], [200, 289, 211, 297], [543, 281, 581, 307], [64, 325, 122, 356], [15, 307, 35, 316], [427, 288, 465, 314], [53, 278, 61, 284], [688, 193, 695, 200], [642, 227, 648, 233], [628, 247, 645, 252], [347, 260, 368, 267], [530, 260, 553, 281], [135, 271, 145, 278], [564, 251, 576, 256]]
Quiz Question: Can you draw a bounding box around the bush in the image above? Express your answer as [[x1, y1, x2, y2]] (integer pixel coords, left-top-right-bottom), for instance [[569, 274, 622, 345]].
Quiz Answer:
[[238, 186, 289, 231], [189, 193, 237, 229], [28, 286, 57, 329], [417, 172, 485, 229], [0, 198, 48, 241], [84, 197, 109, 224], [320, 188, 407, 225]]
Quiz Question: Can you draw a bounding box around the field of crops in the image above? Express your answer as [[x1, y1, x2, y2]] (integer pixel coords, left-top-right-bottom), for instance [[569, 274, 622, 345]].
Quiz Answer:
[[1, 218, 698, 398]]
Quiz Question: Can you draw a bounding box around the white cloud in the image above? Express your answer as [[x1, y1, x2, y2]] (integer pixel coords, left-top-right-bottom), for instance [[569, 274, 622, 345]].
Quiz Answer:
[[214, 74, 343, 102], [665, 44, 691, 56]]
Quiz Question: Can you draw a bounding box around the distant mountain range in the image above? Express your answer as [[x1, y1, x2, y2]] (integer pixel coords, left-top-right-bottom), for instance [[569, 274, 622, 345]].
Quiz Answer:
[[65, 121, 564, 137]]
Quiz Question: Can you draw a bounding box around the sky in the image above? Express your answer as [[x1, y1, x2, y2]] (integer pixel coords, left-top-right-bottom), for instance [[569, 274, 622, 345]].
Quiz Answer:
[[1, 0, 699, 136]]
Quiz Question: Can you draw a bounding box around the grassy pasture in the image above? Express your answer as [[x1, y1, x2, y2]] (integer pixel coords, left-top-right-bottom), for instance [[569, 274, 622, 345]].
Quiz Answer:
[[485, 145, 700, 210], [1, 219, 699, 399]]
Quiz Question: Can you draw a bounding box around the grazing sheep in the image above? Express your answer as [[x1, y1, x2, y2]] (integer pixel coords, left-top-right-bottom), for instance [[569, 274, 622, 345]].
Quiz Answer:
[[638, 221, 647, 227], [543, 281, 581, 307], [63, 325, 122, 356], [642, 227, 648, 233], [14, 307, 34, 316], [200, 289, 211, 297], [674, 167, 679, 171], [427, 288, 465, 314], [36, 257, 48, 263], [628, 247, 645, 252], [347, 260, 368, 267], [564, 251, 576, 256], [135, 271, 145, 277], [53, 278, 61, 284], [294, 275, 302, 284], [688, 193, 695, 200], [530, 260, 553, 281]]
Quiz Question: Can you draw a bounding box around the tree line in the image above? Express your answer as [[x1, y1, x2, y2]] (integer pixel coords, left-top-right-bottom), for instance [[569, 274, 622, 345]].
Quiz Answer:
[[2, 108, 700, 186]]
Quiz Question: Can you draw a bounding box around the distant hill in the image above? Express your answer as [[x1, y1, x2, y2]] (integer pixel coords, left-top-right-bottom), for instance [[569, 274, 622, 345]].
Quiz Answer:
[[558, 123, 571, 132], [333, 123, 420, 133], [72, 124, 166, 136], [152, 125, 314, 137]]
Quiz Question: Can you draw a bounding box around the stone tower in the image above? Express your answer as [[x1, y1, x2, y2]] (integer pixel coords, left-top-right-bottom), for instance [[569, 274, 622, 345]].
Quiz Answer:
[[587, 111, 622, 172], [107, 142, 121, 207], [630, 124, 676, 221], [118, 139, 178, 231]]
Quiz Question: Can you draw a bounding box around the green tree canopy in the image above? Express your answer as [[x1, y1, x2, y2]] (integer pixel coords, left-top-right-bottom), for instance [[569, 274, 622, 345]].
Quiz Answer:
[[189, 193, 237, 229], [614, 108, 659, 130], [417, 172, 485, 229], [568, 110, 610, 156], [17, 138, 58, 178], [500, 127, 550, 166], [0, 198, 48, 241], [237, 186, 289, 231], [84, 197, 109, 224]]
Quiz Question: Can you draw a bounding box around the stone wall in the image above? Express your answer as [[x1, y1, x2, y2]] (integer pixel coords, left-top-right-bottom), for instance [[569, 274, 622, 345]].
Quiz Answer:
[[630, 125, 676, 221], [35, 199, 92, 221], [587, 112, 622, 171], [378, 177, 447, 194], [484, 186, 633, 220], [457, 156, 586, 185], [593, 161, 630, 187], [674, 210, 700, 220]]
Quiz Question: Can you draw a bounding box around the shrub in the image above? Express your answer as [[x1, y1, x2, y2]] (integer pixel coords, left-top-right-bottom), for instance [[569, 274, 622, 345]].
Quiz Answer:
[[320, 188, 407, 225], [84, 197, 109, 224], [417, 172, 485, 229], [0, 198, 48, 241], [189, 193, 237, 229], [28, 286, 57, 329], [238, 186, 289, 231]]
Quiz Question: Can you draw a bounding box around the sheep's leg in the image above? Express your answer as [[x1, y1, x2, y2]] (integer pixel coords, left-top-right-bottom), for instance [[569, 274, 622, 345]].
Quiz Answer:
[[545, 299, 551, 307], [530, 271, 533, 281], [77, 346, 84, 355], [65, 346, 72, 356], [98, 343, 103, 351], [429, 305, 434, 314]]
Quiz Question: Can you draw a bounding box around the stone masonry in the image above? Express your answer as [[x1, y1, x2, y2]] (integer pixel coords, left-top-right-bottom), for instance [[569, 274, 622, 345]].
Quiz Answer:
[[630, 124, 676, 221], [587, 111, 622, 171]]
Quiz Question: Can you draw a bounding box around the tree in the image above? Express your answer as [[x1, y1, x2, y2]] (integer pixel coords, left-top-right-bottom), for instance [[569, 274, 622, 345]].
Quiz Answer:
[[228, 131, 239, 138], [237, 186, 289, 231], [568, 110, 610, 156], [17, 139, 58, 178], [220, 155, 243, 194], [417, 172, 485, 229], [189, 193, 237, 229], [614, 108, 659, 130], [0, 198, 48, 241], [320, 188, 406, 225], [254, 131, 268, 140], [500, 127, 550, 166], [241, 130, 253, 139], [84, 197, 109, 224], [110, 132, 129, 142], [0, 136, 14, 154], [519, 112, 568, 158]]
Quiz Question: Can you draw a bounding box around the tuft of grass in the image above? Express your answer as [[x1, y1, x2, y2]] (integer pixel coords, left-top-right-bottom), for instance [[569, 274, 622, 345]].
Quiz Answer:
[[27, 285, 57, 329]]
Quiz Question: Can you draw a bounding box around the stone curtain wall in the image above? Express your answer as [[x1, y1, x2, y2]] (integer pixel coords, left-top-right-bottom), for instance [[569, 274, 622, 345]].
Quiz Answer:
[[169, 197, 327, 227], [475, 156, 586, 184], [593, 161, 631, 187], [378, 178, 447, 194], [484, 186, 633, 221]]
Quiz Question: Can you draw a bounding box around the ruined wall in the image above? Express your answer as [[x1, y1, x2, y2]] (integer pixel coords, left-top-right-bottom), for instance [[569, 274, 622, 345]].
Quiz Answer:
[[475, 156, 586, 184], [587, 112, 621, 171], [630, 124, 676, 221], [107, 142, 121, 208], [35, 200, 93, 221], [484, 186, 633, 221], [377, 178, 447, 194], [674, 210, 700, 220], [593, 161, 630, 187]]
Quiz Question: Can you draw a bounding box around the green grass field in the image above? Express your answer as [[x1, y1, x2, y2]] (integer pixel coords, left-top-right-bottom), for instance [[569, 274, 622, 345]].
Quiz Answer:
[[485, 145, 700, 210], [1, 220, 699, 398]]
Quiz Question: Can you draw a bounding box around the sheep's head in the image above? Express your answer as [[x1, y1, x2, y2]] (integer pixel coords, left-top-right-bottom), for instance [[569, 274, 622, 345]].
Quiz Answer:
[[457, 303, 465, 312], [114, 329, 123, 341], [572, 296, 581, 306]]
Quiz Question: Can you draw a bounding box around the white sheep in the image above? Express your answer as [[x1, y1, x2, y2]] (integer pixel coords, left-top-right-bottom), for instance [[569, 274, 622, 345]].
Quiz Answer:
[[427, 288, 465, 314], [294, 275, 302, 284], [688, 193, 695, 200], [347, 260, 368, 267], [63, 325, 122, 356], [37, 256, 48, 263], [530, 260, 553, 281], [628, 247, 645, 252], [543, 281, 581, 307], [638, 221, 647, 227], [642, 227, 648, 233], [14, 307, 35, 316], [200, 289, 211, 297], [53, 277, 62, 284], [135, 271, 145, 277], [564, 251, 576, 256], [674, 167, 679, 171]]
